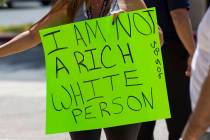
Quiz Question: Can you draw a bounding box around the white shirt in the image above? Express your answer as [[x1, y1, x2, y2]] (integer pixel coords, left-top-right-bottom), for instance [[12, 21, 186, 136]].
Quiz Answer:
[[190, 7, 210, 132]]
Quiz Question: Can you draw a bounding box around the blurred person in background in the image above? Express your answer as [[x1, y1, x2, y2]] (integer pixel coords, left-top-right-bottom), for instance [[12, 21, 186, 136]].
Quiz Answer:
[[181, 7, 210, 140], [137, 0, 196, 140], [0, 0, 163, 140]]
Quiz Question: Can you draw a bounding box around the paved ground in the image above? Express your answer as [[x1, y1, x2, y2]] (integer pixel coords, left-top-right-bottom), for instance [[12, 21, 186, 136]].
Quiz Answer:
[[0, 1, 50, 26]]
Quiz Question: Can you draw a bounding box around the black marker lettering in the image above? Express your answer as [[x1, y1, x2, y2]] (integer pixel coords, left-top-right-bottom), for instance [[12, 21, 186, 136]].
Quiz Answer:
[[60, 85, 73, 108], [141, 87, 154, 109], [103, 74, 120, 91], [56, 57, 69, 79], [51, 93, 62, 111], [143, 9, 155, 33], [44, 30, 68, 55], [115, 14, 132, 40], [101, 45, 116, 68], [151, 41, 157, 48], [51, 85, 73, 111], [112, 97, 124, 114], [74, 51, 89, 73], [157, 67, 161, 72], [85, 20, 106, 44], [155, 59, 161, 65], [85, 48, 102, 71], [70, 83, 85, 106], [124, 69, 143, 87], [85, 105, 96, 120], [127, 96, 142, 111], [72, 108, 82, 124], [74, 24, 87, 47], [87, 96, 104, 102], [99, 102, 111, 117], [118, 43, 134, 64], [154, 48, 160, 56], [133, 13, 152, 35], [83, 78, 100, 96], [159, 73, 163, 79]]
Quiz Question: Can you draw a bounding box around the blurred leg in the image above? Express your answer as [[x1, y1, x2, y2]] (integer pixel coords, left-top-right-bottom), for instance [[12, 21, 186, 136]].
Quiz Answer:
[[137, 121, 155, 140], [104, 123, 141, 140], [163, 42, 192, 140], [69, 129, 101, 140]]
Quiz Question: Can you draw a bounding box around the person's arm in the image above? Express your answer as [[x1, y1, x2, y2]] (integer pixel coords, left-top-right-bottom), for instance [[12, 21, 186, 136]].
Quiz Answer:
[[168, 0, 196, 76], [170, 9, 196, 76], [0, 0, 71, 58], [118, 0, 147, 11], [170, 9, 195, 56], [181, 69, 210, 140]]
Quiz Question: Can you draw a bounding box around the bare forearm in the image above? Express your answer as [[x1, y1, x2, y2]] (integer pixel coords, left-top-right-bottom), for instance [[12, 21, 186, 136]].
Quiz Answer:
[[170, 9, 195, 55], [118, 0, 147, 11], [0, 0, 71, 58], [0, 30, 40, 57], [182, 71, 210, 140]]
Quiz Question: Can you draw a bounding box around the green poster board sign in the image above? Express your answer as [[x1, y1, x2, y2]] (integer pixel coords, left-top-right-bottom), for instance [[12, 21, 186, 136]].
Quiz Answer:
[[40, 8, 170, 134]]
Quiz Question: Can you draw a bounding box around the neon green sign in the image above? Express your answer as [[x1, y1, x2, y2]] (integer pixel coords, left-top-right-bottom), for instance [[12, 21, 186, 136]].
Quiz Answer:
[[40, 8, 170, 134]]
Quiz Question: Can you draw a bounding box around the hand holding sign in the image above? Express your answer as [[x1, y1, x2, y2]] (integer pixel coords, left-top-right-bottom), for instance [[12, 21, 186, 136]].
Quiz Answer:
[[40, 8, 170, 134]]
